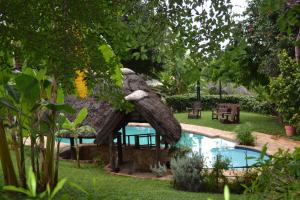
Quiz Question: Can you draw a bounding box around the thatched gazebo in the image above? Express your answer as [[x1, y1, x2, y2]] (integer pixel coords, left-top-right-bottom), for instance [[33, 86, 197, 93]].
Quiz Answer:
[[65, 68, 181, 171]]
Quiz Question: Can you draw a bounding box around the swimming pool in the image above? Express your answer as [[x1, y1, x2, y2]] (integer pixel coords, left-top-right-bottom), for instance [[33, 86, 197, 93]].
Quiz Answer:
[[59, 125, 269, 168]]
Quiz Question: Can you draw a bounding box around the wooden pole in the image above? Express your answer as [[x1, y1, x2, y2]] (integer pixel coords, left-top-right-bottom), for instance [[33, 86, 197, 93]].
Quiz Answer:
[[155, 132, 161, 164], [219, 80, 222, 100], [122, 126, 126, 146], [134, 135, 140, 149], [117, 132, 123, 164], [109, 133, 115, 171], [196, 80, 201, 101], [295, 27, 300, 63], [164, 140, 169, 150]]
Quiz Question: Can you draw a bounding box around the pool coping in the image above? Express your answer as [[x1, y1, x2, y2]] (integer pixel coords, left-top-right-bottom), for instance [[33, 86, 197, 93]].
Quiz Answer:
[[128, 122, 300, 156], [47, 122, 300, 156], [55, 123, 300, 181]]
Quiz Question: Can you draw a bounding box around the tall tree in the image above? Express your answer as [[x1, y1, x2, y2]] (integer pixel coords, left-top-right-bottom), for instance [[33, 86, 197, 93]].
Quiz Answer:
[[0, 0, 234, 190], [206, 0, 297, 89]]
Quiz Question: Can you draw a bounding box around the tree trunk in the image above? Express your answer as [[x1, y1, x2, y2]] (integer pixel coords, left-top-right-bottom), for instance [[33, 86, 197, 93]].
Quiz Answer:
[[11, 132, 21, 179], [35, 145, 40, 188], [8, 114, 22, 184], [0, 120, 19, 186], [18, 114, 27, 188], [219, 80, 222, 100], [295, 27, 300, 63], [54, 140, 61, 186], [43, 78, 58, 189], [13, 50, 22, 71], [39, 132, 46, 187], [75, 137, 80, 168], [12, 53, 26, 187], [30, 135, 36, 175]]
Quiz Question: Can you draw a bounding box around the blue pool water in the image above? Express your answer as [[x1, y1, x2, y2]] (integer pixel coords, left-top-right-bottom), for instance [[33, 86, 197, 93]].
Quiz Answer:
[[59, 126, 269, 168], [58, 138, 95, 144]]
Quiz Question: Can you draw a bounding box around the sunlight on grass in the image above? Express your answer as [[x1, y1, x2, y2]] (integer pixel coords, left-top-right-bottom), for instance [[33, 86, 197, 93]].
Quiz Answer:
[[175, 111, 285, 135], [0, 161, 245, 200]]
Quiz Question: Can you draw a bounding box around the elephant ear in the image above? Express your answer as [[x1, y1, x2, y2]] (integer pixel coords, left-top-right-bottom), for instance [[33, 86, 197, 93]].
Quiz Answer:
[[74, 107, 88, 127]]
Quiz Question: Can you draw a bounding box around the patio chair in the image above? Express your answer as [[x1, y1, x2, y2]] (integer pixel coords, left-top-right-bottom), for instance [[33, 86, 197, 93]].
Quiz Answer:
[[187, 101, 202, 119], [229, 104, 240, 123], [212, 103, 228, 120], [217, 104, 240, 124]]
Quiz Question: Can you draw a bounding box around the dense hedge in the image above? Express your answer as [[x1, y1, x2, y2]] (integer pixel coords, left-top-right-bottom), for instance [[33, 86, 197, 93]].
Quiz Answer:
[[164, 95, 275, 115]]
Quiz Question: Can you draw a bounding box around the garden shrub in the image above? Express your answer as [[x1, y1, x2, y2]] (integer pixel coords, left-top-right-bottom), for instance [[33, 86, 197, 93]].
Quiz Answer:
[[227, 170, 258, 194], [269, 50, 300, 126], [150, 162, 167, 177], [165, 94, 275, 114], [203, 154, 231, 193], [169, 145, 192, 159], [171, 154, 207, 192], [244, 147, 300, 200], [171, 152, 259, 194], [235, 123, 255, 146]]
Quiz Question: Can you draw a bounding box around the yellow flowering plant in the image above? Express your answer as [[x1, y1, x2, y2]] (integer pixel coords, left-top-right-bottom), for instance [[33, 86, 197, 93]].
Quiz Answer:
[[74, 70, 88, 99]]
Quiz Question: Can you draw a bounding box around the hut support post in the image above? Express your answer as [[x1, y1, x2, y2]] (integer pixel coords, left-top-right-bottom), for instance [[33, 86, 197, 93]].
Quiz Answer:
[[165, 142, 169, 149], [79, 138, 83, 144], [155, 133, 161, 164], [134, 135, 140, 149], [109, 133, 116, 172], [117, 132, 123, 164], [122, 126, 126, 146]]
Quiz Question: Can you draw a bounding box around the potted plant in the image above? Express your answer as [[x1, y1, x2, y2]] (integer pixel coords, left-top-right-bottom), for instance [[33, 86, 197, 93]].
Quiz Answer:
[[269, 50, 300, 137], [283, 114, 298, 136]]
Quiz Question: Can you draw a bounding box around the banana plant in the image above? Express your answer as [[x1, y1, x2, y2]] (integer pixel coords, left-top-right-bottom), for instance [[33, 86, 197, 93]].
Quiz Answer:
[[0, 67, 75, 189], [3, 167, 67, 200], [57, 107, 95, 168]]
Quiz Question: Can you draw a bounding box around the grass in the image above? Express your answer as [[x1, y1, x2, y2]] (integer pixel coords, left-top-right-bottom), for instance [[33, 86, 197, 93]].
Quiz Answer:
[[175, 111, 285, 135], [0, 159, 246, 200], [0, 112, 289, 199]]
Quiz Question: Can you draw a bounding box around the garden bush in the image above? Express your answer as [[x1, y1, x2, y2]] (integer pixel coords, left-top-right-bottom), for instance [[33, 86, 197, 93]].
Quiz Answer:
[[203, 154, 231, 193], [170, 153, 258, 194], [169, 145, 192, 159], [235, 123, 255, 146], [269, 50, 300, 126], [150, 162, 167, 177], [227, 170, 258, 194], [171, 154, 207, 192], [244, 147, 300, 200], [165, 94, 275, 115]]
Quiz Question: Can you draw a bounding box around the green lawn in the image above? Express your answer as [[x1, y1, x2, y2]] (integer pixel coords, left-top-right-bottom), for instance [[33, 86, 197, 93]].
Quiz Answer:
[[175, 111, 285, 135], [0, 112, 286, 199], [0, 160, 245, 200]]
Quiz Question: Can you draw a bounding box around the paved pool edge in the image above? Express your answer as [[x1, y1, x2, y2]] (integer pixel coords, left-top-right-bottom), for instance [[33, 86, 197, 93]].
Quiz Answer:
[[128, 122, 300, 155]]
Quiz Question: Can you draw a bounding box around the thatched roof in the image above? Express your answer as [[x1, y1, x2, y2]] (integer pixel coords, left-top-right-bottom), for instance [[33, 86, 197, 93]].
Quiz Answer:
[[65, 68, 181, 145]]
